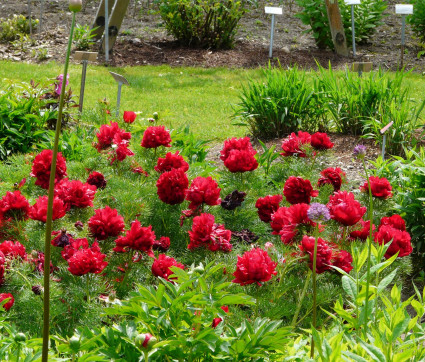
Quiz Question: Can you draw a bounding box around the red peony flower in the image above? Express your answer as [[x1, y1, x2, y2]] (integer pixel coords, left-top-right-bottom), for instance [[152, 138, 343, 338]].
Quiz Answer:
[[327, 191, 366, 226], [280, 131, 311, 157], [151, 254, 184, 281], [94, 122, 131, 151], [51, 230, 75, 247], [188, 213, 232, 252], [185, 176, 221, 210], [87, 171, 107, 190], [28, 250, 57, 274], [379, 215, 406, 231], [283, 176, 318, 205], [331, 249, 353, 273], [30, 150, 67, 189], [154, 151, 189, 173], [0, 190, 30, 220], [287, 203, 313, 225], [55, 179, 97, 209], [232, 247, 277, 286], [114, 220, 156, 256], [67, 241, 108, 276], [374, 225, 412, 259], [29, 196, 67, 222], [349, 219, 375, 241], [141, 126, 172, 148], [255, 195, 282, 222], [361, 176, 392, 199], [0, 293, 14, 311], [220, 137, 258, 173], [0, 240, 26, 260], [156, 168, 189, 205], [318, 167, 346, 192], [88, 206, 125, 241], [153, 236, 171, 252], [270, 207, 292, 235], [311, 132, 334, 150], [62, 238, 90, 260], [211, 306, 229, 328], [299, 236, 333, 274], [0, 251, 5, 285], [123, 111, 137, 124]]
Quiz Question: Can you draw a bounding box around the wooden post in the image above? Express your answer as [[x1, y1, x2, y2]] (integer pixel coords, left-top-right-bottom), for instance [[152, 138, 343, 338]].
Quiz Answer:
[[102, 0, 131, 53], [325, 0, 349, 56]]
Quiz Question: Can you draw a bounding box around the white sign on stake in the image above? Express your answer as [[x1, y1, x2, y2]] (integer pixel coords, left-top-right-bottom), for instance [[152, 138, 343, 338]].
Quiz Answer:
[[395, 4, 413, 15], [265, 7, 283, 58], [265, 7, 283, 15], [344, 0, 361, 5]]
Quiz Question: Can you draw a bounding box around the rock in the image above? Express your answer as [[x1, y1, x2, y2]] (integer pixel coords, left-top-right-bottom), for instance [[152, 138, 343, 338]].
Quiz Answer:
[[282, 46, 290, 54], [131, 38, 141, 45]]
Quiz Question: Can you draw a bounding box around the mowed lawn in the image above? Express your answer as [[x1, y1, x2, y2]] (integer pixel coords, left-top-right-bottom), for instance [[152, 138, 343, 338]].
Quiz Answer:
[[1, 60, 424, 141]]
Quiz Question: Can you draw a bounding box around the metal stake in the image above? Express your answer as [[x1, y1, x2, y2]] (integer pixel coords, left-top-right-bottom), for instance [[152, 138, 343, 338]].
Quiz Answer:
[[28, 0, 33, 38], [351, 5, 356, 57], [269, 14, 276, 58], [39, 0, 44, 36], [401, 14, 406, 68], [105, 0, 109, 62], [79, 60, 88, 113], [382, 134, 386, 160], [116, 82, 123, 117]]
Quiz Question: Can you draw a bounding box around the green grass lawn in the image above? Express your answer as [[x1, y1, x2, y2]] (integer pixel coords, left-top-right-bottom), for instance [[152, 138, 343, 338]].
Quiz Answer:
[[1, 60, 425, 141]]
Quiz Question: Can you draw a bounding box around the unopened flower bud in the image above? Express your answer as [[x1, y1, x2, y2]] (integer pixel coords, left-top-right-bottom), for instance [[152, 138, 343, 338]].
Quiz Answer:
[[69, 0, 82, 12], [14, 333, 26, 343], [153, 112, 159, 121], [135, 333, 157, 351], [32, 285, 43, 295]]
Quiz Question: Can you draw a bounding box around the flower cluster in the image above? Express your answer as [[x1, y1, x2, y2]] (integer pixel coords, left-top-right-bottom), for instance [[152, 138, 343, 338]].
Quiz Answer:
[[188, 213, 232, 252], [141, 126, 172, 148], [220, 137, 258, 173], [155, 151, 189, 173], [30, 150, 67, 189], [94, 122, 134, 163], [281, 131, 333, 158], [185, 176, 221, 210], [67, 241, 108, 276]]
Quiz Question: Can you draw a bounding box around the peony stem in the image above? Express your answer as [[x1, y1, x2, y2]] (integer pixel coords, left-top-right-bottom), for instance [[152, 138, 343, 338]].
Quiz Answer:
[[86, 273, 91, 303], [42, 11, 77, 362], [310, 224, 319, 358], [362, 158, 374, 337], [291, 270, 311, 327]]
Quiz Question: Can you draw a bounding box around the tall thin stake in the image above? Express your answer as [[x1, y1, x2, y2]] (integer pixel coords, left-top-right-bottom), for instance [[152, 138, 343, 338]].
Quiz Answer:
[[41, 11, 77, 362]]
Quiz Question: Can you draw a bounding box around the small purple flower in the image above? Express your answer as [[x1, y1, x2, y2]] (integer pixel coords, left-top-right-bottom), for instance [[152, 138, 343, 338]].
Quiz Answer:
[[353, 144, 367, 159], [307, 203, 330, 223], [54, 74, 69, 95]]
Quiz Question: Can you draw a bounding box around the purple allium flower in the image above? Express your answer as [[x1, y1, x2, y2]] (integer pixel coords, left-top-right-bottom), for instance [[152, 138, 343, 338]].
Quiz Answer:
[[54, 74, 69, 95], [353, 144, 367, 159], [307, 203, 330, 223]]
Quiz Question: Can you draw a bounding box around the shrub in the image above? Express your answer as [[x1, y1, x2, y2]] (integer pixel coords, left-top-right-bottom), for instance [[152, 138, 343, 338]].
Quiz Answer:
[[155, 0, 252, 49], [234, 65, 325, 139], [0, 14, 38, 42], [409, 0, 425, 42], [315, 65, 410, 135], [73, 24, 98, 51], [296, 0, 387, 49]]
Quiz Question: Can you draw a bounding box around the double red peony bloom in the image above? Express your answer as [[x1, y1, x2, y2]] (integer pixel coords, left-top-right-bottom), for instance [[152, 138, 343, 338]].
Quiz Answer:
[[156, 168, 189, 205], [29, 196, 67, 222], [0, 240, 26, 260], [349, 219, 375, 241], [318, 167, 346, 192], [123, 111, 137, 124], [67, 241, 108, 276], [151, 254, 184, 281], [0, 190, 30, 220], [114, 220, 156, 257], [185, 176, 221, 210], [141, 126, 172, 148], [281, 131, 311, 157], [88, 206, 125, 240], [310, 132, 334, 150], [283, 176, 318, 205], [87, 171, 107, 190], [155, 151, 189, 173], [55, 179, 97, 209], [30, 150, 67, 189], [327, 191, 366, 226], [360, 176, 392, 199], [374, 215, 412, 259], [232, 247, 277, 286], [255, 195, 282, 223], [220, 137, 258, 173], [188, 213, 232, 252], [0, 293, 14, 311], [95, 122, 131, 152]]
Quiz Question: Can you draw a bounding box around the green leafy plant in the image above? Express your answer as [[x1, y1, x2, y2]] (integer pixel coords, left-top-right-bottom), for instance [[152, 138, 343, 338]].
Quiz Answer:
[[234, 65, 325, 139], [410, 0, 425, 44], [0, 14, 38, 42], [73, 24, 98, 51], [296, 0, 387, 49], [155, 0, 253, 49], [171, 125, 212, 163]]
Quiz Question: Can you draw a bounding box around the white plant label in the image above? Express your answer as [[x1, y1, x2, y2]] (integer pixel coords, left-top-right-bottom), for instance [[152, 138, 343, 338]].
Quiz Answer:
[[395, 4, 413, 15], [265, 7, 283, 15]]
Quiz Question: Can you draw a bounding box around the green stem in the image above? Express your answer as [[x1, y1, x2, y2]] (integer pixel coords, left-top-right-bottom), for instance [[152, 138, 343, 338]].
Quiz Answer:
[[362, 158, 374, 337], [86, 273, 91, 304], [310, 225, 319, 358], [16, 344, 21, 362], [291, 271, 312, 327], [42, 11, 77, 362], [144, 351, 149, 362]]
